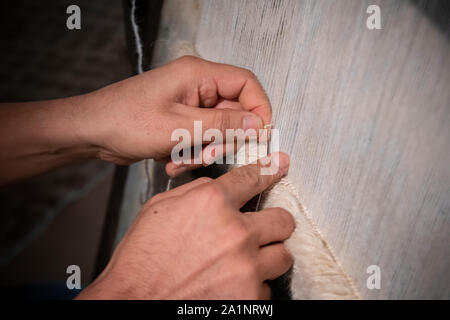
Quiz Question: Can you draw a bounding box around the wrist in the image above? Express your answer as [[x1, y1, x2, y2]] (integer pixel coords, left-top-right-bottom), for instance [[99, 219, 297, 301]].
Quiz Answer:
[[73, 85, 129, 163], [40, 94, 100, 160]]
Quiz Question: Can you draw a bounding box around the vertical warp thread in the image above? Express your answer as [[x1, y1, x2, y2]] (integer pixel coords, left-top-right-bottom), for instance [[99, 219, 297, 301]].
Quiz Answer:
[[130, 0, 144, 75]]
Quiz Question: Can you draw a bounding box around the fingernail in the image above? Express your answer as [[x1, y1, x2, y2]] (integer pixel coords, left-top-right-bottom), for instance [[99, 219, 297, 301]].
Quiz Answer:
[[243, 115, 263, 130]]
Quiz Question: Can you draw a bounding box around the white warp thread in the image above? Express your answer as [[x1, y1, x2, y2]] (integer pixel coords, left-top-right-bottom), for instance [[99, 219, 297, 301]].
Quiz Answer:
[[236, 142, 360, 299]]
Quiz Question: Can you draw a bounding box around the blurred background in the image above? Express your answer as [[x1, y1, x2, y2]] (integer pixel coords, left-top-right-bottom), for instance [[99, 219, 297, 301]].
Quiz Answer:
[[0, 0, 132, 298]]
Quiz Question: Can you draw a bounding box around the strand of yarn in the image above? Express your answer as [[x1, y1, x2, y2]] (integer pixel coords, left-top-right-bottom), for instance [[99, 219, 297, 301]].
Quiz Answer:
[[130, 0, 144, 74]]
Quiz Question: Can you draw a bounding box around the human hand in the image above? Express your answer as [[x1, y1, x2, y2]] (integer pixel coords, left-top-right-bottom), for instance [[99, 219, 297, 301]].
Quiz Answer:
[[80, 56, 271, 176], [77, 152, 293, 299]]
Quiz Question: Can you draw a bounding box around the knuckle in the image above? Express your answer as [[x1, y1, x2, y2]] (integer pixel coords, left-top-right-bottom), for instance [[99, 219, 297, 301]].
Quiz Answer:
[[213, 110, 231, 133], [241, 67, 256, 79], [206, 182, 224, 198], [230, 219, 249, 243], [175, 55, 199, 65], [232, 220, 250, 240], [233, 166, 262, 190], [199, 82, 217, 100], [200, 183, 226, 205], [195, 176, 213, 184], [172, 56, 201, 74]]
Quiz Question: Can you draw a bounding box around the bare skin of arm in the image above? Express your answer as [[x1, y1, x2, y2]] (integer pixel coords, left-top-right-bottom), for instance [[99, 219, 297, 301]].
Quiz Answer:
[[0, 95, 98, 185]]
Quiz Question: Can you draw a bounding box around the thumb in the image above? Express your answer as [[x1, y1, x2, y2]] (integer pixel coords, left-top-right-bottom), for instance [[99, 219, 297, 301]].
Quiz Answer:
[[214, 152, 290, 209], [184, 107, 264, 137]]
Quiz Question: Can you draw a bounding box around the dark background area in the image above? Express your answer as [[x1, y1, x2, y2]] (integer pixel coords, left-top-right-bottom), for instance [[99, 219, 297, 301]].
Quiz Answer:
[[0, 0, 132, 298]]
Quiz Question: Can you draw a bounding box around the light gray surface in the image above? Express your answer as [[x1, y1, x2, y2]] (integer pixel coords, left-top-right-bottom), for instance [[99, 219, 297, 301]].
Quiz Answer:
[[196, 0, 450, 299]]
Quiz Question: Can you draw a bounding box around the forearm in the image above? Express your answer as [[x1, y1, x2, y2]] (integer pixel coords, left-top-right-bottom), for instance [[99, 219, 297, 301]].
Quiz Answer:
[[0, 94, 99, 185]]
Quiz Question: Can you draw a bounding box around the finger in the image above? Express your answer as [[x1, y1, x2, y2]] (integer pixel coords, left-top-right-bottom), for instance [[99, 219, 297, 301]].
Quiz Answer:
[[165, 142, 235, 177], [165, 161, 202, 177], [203, 61, 272, 125], [167, 132, 267, 176], [202, 142, 236, 165], [244, 207, 295, 246], [147, 176, 213, 204], [168, 56, 271, 124], [213, 152, 290, 209], [179, 106, 263, 136], [258, 243, 294, 281]]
